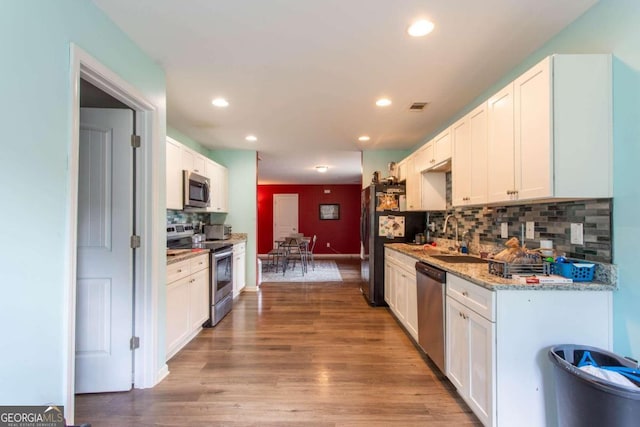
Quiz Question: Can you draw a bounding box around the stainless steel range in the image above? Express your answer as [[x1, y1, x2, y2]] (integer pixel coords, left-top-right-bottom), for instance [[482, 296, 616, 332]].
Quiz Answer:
[[167, 223, 234, 327]]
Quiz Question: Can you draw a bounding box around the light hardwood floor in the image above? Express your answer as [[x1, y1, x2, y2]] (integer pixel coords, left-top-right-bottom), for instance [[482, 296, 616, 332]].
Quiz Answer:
[[76, 259, 480, 426]]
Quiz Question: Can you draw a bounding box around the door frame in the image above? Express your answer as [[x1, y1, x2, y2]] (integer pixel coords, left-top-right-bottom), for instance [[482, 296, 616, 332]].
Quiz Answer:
[[64, 44, 166, 423], [273, 193, 299, 247]]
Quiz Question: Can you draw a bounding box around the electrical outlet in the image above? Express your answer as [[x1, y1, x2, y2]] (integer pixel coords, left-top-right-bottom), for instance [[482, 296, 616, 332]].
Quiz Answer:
[[501, 222, 508, 239], [526, 221, 535, 240], [571, 223, 584, 245], [326, 242, 330, 248]]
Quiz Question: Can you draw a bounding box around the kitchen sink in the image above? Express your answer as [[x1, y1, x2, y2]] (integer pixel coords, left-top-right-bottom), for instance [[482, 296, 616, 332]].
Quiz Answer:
[[429, 254, 489, 264]]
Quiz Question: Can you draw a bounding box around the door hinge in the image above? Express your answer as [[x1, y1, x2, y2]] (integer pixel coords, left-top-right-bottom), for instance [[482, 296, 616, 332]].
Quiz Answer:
[[131, 134, 141, 148], [130, 235, 141, 248], [130, 336, 140, 350]]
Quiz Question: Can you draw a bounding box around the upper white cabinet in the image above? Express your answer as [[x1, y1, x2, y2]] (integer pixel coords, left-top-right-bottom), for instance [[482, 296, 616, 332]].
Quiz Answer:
[[453, 103, 488, 206], [396, 158, 408, 182], [405, 155, 421, 211], [166, 136, 229, 212], [404, 153, 446, 212], [205, 159, 229, 213], [414, 128, 452, 173], [487, 54, 612, 204], [166, 137, 183, 210]]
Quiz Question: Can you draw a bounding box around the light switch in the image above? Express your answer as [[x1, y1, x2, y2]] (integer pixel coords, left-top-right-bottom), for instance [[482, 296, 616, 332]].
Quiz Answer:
[[526, 221, 535, 240], [571, 223, 584, 245], [501, 222, 508, 239]]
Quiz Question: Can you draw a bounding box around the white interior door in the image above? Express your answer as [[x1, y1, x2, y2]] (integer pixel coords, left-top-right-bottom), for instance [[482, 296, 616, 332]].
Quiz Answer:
[[273, 194, 299, 247], [76, 108, 134, 393]]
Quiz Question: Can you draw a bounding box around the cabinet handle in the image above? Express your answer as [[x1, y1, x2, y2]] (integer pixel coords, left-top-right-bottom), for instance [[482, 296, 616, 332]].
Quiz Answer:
[[462, 291, 468, 297], [177, 269, 182, 273]]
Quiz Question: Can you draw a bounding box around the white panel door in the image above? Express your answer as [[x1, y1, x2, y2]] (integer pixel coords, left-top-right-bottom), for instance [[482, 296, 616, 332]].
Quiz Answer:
[[76, 108, 133, 393], [273, 194, 299, 246]]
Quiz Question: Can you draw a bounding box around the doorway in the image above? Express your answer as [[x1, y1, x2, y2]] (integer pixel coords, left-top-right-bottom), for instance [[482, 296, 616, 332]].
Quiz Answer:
[[65, 44, 164, 424], [273, 194, 299, 247]]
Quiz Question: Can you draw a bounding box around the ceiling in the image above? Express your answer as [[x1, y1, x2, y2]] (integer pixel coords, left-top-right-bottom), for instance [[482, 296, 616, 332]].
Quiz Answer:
[[92, 0, 597, 185]]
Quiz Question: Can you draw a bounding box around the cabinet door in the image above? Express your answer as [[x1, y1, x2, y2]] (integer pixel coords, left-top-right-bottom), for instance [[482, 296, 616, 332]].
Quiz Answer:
[[405, 271, 418, 340], [514, 57, 552, 200], [468, 103, 489, 205], [395, 268, 408, 323], [166, 277, 191, 357], [384, 259, 393, 306], [414, 143, 433, 172], [446, 297, 468, 392], [405, 155, 421, 211], [487, 83, 515, 203], [433, 128, 452, 165], [205, 160, 221, 212], [233, 248, 246, 298], [166, 138, 183, 210], [467, 308, 495, 427], [396, 159, 407, 182], [189, 268, 209, 330], [452, 117, 471, 206]]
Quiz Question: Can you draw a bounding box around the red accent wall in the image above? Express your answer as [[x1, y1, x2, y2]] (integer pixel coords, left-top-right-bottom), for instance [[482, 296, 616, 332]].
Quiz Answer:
[[257, 184, 362, 255]]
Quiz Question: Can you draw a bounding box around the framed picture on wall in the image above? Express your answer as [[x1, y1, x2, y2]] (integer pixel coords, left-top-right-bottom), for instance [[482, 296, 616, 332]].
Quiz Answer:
[[319, 204, 340, 220]]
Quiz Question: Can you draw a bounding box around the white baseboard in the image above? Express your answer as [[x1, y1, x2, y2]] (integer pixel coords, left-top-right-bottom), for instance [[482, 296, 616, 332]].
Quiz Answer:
[[155, 364, 169, 385]]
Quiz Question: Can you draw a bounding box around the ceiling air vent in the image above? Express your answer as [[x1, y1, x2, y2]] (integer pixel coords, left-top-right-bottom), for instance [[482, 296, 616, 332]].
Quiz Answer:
[[408, 102, 429, 112]]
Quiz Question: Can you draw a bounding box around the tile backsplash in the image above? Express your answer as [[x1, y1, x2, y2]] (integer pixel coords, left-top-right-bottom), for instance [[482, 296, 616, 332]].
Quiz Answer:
[[167, 210, 212, 225], [426, 173, 612, 263]]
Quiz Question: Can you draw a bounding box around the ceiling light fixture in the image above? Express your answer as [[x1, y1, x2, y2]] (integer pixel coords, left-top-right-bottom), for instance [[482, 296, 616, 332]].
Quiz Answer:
[[408, 19, 435, 37], [245, 135, 258, 142], [376, 98, 392, 107], [315, 165, 328, 173], [211, 97, 229, 107], [358, 135, 371, 141]]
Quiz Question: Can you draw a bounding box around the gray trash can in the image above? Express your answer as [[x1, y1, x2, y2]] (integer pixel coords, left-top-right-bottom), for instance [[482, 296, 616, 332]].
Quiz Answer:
[[548, 344, 640, 427]]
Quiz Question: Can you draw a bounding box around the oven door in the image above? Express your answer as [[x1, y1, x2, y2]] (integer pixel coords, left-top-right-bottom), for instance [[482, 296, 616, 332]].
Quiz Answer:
[[183, 170, 210, 208], [212, 249, 233, 303]]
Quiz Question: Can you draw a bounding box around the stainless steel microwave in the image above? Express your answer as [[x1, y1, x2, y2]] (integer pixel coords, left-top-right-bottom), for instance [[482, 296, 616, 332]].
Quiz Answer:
[[183, 170, 210, 208]]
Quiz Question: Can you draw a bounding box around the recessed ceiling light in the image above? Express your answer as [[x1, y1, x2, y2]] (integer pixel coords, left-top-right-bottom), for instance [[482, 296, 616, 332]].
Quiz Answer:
[[408, 19, 435, 37], [315, 165, 328, 173], [245, 135, 258, 142], [211, 97, 229, 107], [376, 98, 392, 107], [358, 135, 371, 142]]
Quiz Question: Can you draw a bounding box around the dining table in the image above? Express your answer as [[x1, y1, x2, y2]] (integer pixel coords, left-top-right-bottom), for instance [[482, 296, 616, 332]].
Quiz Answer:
[[276, 236, 311, 275]]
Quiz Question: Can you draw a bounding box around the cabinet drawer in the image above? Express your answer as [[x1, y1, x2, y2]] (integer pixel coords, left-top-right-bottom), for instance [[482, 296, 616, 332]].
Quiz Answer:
[[190, 253, 209, 273], [234, 242, 246, 253], [386, 249, 416, 268], [167, 259, 190, 284], [447, 274, 496, 322]]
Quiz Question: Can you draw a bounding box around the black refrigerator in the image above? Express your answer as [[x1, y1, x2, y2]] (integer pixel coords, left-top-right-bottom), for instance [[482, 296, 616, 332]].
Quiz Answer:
[[360, 184, 426, 306]]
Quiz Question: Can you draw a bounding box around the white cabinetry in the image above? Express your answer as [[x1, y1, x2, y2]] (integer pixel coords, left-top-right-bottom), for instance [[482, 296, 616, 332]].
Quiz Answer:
[[384, 249, 418, 340], [403, 153, 446, 212], [166, 136, 229, 212], [166, 137, 184, 210], [446, 275, 495, 427], [446, 273, 613, 426], [405, 155, 421, 211], [233, 242, 246, 298], [487, 54, 612, 204], [205, 159, 229, 213], [166, 253, 210, 360], [452, 103, 488, 206]]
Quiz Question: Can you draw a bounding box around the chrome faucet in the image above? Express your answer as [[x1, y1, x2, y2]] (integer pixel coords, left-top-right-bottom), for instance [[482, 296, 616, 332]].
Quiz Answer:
[[443, 214, 459, 249]]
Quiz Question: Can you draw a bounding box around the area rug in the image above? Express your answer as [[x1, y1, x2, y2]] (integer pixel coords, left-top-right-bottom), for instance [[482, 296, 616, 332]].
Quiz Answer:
[[261, 260, 343, 283]]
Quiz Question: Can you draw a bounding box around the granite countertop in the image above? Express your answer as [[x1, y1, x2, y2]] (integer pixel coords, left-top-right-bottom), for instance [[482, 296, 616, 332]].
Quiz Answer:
[[386, 243, 616, 291], [166, 233, 247, 265]]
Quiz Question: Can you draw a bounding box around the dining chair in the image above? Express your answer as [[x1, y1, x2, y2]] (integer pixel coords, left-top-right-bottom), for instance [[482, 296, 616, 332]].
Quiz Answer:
[[306, 235, 317, 270], [283, 237, 307, 275], [267, 240, 287, 272]]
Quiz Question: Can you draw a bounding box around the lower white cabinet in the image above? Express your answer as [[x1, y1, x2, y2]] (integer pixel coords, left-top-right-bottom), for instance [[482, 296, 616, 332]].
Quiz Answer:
[[446, 291, 495, 427], [384, 249, 418, 341], [233, 242, 246, 298], [446, 273, 613, 427], [166, 253, 209, 360]]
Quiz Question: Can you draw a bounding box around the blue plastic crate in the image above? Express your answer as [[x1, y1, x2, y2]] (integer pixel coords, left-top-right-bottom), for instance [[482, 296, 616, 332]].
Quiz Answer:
[[553, 262, 595, 282]]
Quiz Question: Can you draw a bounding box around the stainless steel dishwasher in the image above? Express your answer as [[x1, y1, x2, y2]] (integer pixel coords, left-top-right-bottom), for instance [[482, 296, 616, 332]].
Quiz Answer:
[[415, 262, 446, 374]]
